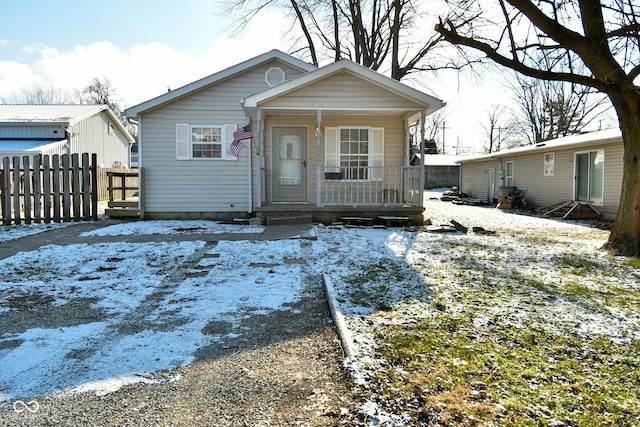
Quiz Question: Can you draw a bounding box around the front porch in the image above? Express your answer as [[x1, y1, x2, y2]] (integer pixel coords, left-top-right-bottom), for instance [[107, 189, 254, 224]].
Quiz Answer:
[[257, 164, 424, 225]]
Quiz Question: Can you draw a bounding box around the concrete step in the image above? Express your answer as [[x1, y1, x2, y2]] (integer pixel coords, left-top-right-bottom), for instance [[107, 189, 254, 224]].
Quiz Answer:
[[265, 214, 313, 226]]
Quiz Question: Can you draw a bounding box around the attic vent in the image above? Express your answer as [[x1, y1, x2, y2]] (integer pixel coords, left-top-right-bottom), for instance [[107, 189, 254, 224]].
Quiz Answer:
[[265, 67, 285, 87]]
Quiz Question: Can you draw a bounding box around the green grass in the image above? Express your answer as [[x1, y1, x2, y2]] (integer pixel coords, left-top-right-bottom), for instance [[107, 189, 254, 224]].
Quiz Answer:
[[374, 310, 640, 426]]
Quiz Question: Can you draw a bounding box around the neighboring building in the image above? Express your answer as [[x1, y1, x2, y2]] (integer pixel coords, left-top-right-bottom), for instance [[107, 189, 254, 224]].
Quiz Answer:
[[0, 105, 134, 167], [125, 49, 444, 223], [457, 128, 623, 219], [411, 154, 463, 188]]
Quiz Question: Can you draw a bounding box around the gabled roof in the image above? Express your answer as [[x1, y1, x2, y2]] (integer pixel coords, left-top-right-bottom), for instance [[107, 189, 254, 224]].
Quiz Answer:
[[125, 49, 316, 117], [0, 104, 134, 144], [457, 128, 622, 164], [242, 59, 444, 117]]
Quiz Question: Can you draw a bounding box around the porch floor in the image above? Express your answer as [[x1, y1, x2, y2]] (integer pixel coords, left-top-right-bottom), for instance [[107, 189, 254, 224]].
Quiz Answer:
[[255, 204, 425, 226]]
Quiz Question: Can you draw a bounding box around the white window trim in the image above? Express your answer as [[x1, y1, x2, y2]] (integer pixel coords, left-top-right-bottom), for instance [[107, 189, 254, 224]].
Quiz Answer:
[[544, 153, 555, 176], [505, 161, 514, 186], [176, 123, 238, 160]]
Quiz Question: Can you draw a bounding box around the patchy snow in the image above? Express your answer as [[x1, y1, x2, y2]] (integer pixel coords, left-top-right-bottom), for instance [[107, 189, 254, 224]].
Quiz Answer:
[[1, 192, 637, 427], [80, 220, 264, 236]]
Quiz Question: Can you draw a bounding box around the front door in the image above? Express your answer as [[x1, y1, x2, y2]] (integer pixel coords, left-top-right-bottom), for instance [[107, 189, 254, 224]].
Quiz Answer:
[[272, 127, 307, 202]]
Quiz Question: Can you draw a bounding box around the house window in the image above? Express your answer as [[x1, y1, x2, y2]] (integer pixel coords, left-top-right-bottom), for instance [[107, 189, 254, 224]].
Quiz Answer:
[[544, 153, 555, 176], [176, 123, 237, 160], [340, 127, 370, 180], [191, 125, 223, 158], [505, 161, 514, 186]]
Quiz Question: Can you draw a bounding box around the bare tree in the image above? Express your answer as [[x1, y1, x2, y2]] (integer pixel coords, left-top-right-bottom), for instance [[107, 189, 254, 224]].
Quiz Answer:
[[227, 0, 443, 80], [511, 74, 611, 145], [435, 0, 640, 256], [478, 104, 517, 153], [1, 86, 75, 105]]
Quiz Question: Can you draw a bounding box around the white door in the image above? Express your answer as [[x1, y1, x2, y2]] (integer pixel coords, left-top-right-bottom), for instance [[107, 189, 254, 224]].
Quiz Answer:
[[488, 168, 496, 203], [272, 127, 308, 202]]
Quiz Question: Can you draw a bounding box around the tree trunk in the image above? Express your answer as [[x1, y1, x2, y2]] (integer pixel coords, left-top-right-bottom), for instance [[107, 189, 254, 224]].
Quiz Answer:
[[605, 90, 640, 256]]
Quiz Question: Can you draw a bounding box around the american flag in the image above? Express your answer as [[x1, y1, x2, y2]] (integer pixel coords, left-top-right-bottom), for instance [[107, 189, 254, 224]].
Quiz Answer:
[[227, 139, 246, 157], [233, 125, 253, 141]]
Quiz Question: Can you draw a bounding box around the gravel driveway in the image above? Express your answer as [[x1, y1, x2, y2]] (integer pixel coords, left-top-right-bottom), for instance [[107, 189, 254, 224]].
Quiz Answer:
[[0, 224, 357, 426]]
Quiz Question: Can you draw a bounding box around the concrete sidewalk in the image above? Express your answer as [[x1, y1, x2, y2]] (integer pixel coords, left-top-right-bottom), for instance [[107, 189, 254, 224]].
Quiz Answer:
[[0, 220, 315, 261]]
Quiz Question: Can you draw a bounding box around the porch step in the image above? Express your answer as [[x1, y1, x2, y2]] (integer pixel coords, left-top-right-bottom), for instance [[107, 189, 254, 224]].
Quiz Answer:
[[341, 216, 374, 226], [104, 207, 140, 218], [108, 200, 138, 208], [266, 214, 313, 226], [376, 216, 411, 227]]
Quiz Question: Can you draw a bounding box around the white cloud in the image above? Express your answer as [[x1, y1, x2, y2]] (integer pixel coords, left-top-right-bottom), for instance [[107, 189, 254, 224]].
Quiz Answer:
[[0, 10, 297, 108]]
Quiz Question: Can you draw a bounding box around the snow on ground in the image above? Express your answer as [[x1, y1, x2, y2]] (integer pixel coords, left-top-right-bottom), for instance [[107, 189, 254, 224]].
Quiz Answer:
[[1, 190, 638, 425], [0, 221, 306, 402]]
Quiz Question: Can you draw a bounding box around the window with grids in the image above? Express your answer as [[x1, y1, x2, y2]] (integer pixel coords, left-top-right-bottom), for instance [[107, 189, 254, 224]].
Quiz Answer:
[[191, 125, 223, 158], [340, 127, 369, 180]]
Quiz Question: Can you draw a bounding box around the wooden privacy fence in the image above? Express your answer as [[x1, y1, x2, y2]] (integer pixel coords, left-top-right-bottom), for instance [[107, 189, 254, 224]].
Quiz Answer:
[[0, 153, 98, 225]]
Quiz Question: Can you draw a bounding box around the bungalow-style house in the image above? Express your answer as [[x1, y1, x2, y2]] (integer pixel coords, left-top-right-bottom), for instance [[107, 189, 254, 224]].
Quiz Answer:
[[0, 105, 134, 167], [457, 128, 623, 219], [125, 49, 444, 224]]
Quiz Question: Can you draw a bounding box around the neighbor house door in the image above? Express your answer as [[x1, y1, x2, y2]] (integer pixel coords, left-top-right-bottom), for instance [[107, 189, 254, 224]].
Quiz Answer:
[[575, 150, 604, 205], [272, 127, 308, 202], [488, 168, 496, 203]]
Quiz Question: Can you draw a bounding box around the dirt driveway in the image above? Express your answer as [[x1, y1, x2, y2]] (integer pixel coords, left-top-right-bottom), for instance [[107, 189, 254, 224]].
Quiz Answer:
[[0, 222, 356, 426]]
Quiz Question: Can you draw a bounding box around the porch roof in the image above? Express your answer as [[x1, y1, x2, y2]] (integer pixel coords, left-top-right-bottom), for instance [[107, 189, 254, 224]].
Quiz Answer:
[[241, 60, 444, 121]]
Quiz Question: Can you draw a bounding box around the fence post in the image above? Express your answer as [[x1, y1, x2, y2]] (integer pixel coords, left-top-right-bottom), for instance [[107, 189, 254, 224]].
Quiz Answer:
[[43, 155, 51, 223], [12, 157, 21, 225], [23, 156, 32, 224], [71, 153, 81, 220], [62, 154, 71, 221], [33, 155, 42, 223], [1, 157, 10, 225], [53, 154, 61, 223], [81, 153, 90, 220], [91, 153, 98, 220]]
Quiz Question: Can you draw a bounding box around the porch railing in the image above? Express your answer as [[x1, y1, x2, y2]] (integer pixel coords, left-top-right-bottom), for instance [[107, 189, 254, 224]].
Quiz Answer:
[[320, 165, 422, 207]]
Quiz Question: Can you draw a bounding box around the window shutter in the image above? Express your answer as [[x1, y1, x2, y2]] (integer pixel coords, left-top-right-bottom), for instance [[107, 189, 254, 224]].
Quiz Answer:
[[176, 123, 189, 160], [371, 127, 384, 181], [225, 124, 238, 159], [324, 127, 339, 171]]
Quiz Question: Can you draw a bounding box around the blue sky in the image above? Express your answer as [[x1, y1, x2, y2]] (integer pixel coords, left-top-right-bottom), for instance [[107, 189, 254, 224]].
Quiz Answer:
[[0, 2, 616, 151], [0, 1, 288, 108], [2, 0, 224, 62]]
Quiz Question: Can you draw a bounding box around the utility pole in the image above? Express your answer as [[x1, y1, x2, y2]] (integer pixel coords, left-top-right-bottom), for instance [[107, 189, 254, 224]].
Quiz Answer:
[[441, 121, 450, 154]]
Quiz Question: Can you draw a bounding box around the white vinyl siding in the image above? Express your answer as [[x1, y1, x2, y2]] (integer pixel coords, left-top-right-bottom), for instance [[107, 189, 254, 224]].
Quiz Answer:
[[139, 59, 307, 215]]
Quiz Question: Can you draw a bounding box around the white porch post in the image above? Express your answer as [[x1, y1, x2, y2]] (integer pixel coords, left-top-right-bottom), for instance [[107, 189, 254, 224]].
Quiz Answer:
[[316, 110, 322, 207], [256, 108, 264, 208], [418, 110, 426, 208]]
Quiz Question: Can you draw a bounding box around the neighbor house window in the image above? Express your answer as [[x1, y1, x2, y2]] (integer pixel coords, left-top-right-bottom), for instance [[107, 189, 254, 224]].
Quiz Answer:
[[544, 153, 555, 176], [191, 125, 223, 158], [505, 161, 514, 186], [340, 127, 370, 180]]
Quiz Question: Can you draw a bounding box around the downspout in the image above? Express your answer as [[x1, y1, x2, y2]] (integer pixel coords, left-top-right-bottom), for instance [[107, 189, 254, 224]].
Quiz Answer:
[[248, 123, 253, 214], [418, 110, 426, 208], [316, 110, 322, 207]]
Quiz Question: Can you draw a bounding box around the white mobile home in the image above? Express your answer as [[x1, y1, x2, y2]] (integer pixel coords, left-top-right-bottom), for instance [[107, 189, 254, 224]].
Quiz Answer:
[[457, 129, 623, 219]]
